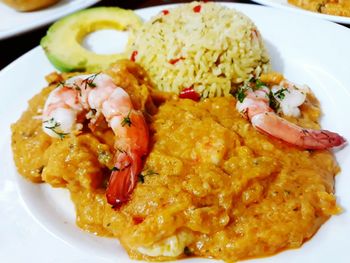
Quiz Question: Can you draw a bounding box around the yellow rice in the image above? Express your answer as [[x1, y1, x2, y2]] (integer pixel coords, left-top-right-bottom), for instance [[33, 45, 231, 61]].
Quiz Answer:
[[128, 1, 271, 98]]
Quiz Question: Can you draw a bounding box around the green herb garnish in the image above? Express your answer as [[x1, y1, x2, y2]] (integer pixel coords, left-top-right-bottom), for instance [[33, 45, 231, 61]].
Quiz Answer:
[[317, 3, 325, 13], [73, 83, 82, 95], [82, 72, 100, 89], [121, 111, 132, 127], [138, 169, 159, 183], [248, 77, 266, 90], [184, 246, 192, 256], [274, 88, 288, 100], [138, 174, 145, 183], [268, 90, 280, 111], [43, 118, 69, 139], [249, 77, 256, 83], [236, 87, 247, 103], [117, 147, 126, 153], [143, 169, 158, 177], [56, 80, 66, 88], [255, 79, 266, 89]]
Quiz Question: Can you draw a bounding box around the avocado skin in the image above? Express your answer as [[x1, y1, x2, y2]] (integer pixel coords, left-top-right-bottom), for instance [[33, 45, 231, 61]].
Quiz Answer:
[[40, 7, 142, 72]]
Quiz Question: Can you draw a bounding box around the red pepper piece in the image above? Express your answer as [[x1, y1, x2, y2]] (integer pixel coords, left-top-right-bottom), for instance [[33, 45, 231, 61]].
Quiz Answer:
[[169, 57, 184, 65], [193, 5, 201, 13], [133, 216, 145, 225], [130, 50, 138, 62], [162, 9, 169, 15], [179, 87, 201, 101]]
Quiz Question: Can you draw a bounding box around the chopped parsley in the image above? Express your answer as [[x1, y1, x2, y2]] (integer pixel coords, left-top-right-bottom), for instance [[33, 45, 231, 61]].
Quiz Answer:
[[236, 78, 267, 103], [37, 166, 45, 175], [43, 118, 68, 139], [255, 79, 266, 89], [90, 108, 97, 116], [236, 86, 247, 103], [274, 88, 288, 100], [82, 72, 100, 89], [56, 80, 66, 88], [268, 90, 280, 111], [248, 77, 267, 90], [317, 3, 325, 13], [138, 169, 159, 183], [73, 83, 82, 95], [143, 169, 159, 177], [248, 77, 255, 83], [152, 17, 163, 24], [184, 246, 193, 256], [85, 109, 97, 120], [117, 147, 126, 153], [121, 111, 132, 127], [138, 174, 145, 183], [111, 163, 131, 173]]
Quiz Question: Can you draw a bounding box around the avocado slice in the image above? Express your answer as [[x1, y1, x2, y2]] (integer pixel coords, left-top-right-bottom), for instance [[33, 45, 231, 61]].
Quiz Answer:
[[41, 7, 142, 72]]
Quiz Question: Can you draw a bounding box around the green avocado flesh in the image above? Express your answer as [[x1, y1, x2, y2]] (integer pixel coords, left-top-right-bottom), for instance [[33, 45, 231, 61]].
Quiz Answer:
[[41, 7, 142, 72]]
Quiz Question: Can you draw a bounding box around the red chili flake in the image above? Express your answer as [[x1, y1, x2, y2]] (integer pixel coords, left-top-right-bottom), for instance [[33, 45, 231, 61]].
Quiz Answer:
[[179, 86, 201, 101], [130, 50, 138, 62], [193, 5, 201, 13], [162, 9, 169, 15], [169, 57, 185, 65], [251, 29, 259, 40], [133, 216, 145, 225]]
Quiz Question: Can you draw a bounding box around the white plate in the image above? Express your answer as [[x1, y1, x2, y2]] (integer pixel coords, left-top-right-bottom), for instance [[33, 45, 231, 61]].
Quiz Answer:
[[0, 0, 100, 39], [1, 3, 350, 263], [252, 0, 350, 24]]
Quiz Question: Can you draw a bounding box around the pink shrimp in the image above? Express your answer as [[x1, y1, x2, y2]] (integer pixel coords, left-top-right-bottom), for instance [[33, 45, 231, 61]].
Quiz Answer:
[[236, 84, 346, 150], [42, 73, 149, 208]]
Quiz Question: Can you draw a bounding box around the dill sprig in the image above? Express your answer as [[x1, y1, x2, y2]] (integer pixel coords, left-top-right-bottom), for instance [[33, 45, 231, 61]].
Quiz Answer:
[[43, 118, 69, 139], [274, 88, 289, 100], [138, 169, 159, 183], [236, 86, 247, 103], [268, 90, 280, 111], [82, 72, 100, 89], [121, 111, 132, 127]]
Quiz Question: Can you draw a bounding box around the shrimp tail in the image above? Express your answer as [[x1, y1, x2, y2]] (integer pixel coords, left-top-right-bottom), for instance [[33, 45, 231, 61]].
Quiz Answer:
[[106, 152, 142, 208], [252, 112, 346, 150], [300, 129, 347, 150]]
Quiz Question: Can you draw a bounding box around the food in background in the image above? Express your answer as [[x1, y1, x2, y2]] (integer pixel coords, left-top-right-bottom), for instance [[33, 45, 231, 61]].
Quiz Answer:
[[2, 0, 60, 11], [288, 0, 350, 17]]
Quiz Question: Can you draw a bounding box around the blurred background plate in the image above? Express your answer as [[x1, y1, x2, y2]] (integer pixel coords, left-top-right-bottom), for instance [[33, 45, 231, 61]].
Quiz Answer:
[[252, 0, 350, 24], [0, 0, 100, 40]]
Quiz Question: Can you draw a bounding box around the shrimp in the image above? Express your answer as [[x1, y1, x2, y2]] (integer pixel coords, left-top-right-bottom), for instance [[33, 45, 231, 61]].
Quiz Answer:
[[42, 73, 149, 208], [236, 80, 346, 150]]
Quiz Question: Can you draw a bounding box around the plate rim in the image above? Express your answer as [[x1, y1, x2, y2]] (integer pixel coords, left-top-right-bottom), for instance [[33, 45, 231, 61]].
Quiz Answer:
[[251, 0, 350, 24], [0, 0, 100, 40]]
